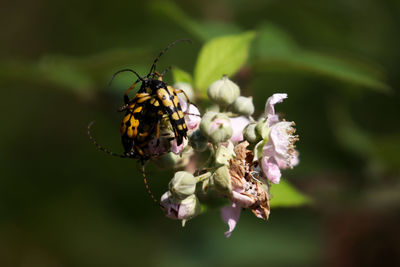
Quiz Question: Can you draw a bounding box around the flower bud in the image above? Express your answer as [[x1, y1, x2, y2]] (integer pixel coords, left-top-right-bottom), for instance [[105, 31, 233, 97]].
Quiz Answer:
[[169, 171, 197, 200], [243, 122, 261, 144], [174, 82, 195, 100], [155, 151, 191, 169], [160, 192, 201, 222], [189, 129, 208, 152], [215, 141, 236, 166], [207, 76, 240, 107], [232, 96, 255, 116], [212, 166, 232, 196], [208, 104, 220, 113], [200, 111, 233, 144]]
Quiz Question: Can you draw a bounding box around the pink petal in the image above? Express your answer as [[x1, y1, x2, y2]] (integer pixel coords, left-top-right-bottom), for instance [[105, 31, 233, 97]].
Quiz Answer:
[[290, 151, 300, 167], [265, 93, 287, 118], [261, 156, 281, 184], [229, 116, 251, 143], [178, 96, 188, 112], [262, 143, 275, 158], [221, 202, 241, 238], [160, 192, 179, 219], [267, 114, 279, 127], [231, 191, 254, 208], [171, 138, 187, 154], [269, 121, 292, 157], [177, 203, 191, 220], [276, 157, 289, 169], [185, 104, 201, 131]]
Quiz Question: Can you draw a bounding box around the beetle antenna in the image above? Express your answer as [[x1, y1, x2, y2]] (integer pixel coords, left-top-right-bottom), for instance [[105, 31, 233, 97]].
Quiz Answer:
[[148, 39, 192, 76], [141, 164, 158, 203], [88, 121, 127, 158], [160, 66, 172, 77], [108, 69, 142, 88]]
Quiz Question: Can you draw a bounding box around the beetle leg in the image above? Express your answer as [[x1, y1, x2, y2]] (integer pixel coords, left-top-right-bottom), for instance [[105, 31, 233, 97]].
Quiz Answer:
[[173, 88, 190, 104], [153, 71, 163, 81], [124, 81, 138, 103], [136, 93, 152, 104]]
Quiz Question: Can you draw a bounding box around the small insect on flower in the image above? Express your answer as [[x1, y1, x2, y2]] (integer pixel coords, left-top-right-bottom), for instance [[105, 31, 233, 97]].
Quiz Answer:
[[115, 39, 194, 160], [88, 39, 196, 202]]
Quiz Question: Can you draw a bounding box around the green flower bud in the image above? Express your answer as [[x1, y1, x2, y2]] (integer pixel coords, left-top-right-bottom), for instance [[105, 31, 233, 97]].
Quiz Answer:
[[200, 111, 233, 144], [243, 122, 262, 143], [169, 171, 197, 200], [215, 141, 236, 166], [188, 129, 208, 152], [212, 165, 232, 196], [173, 82, 195, 100], [155, 151, 191, 169], [232, 96, 255, 116], [208, 104, 220, 113], [207, 76, 240, 107], [256, 118, 270, 140]]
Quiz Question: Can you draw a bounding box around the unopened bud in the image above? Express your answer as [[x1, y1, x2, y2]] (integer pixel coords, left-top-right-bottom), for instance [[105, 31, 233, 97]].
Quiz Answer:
[[200, 111, 233, 144], [169, 171, 197, 200], [155, 151, 191, 169], [232, 96, 255, 116], [243, 122, 261, 143], [207, 76, 240, 107]]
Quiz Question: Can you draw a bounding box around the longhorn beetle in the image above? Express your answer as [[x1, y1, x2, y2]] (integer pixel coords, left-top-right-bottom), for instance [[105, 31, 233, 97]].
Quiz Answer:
[[89, 39, 193, 202]]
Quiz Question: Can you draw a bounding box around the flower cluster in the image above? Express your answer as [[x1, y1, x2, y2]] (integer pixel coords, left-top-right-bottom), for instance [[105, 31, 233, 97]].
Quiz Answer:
[[152, 76, 299, 237]]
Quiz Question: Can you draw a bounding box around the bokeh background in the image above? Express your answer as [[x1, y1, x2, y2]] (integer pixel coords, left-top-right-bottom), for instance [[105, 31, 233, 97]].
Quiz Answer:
[[1, 0, 400, 266]]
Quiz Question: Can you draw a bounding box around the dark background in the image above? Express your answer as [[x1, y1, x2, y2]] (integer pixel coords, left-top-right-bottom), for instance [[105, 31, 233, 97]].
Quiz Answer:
[[1, 0, 399, 266]]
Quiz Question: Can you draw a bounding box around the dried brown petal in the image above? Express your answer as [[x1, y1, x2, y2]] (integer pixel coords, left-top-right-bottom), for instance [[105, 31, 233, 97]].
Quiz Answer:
[[228, 141, 271, 221], [250, 183, 270, 220], [233, 141, 250, 160]]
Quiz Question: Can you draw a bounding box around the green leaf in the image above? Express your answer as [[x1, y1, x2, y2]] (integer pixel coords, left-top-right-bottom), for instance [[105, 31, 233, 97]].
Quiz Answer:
[[194, 31, 256, 95], [254, 24, 390, 92], [172, 67, 193, 84], [269, 180, 311, 208], [148, 1, 241, 41]]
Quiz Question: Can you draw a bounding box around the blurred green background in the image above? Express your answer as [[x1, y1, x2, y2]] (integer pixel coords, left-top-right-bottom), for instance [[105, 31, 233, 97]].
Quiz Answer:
[[1, 0, 400, 266]]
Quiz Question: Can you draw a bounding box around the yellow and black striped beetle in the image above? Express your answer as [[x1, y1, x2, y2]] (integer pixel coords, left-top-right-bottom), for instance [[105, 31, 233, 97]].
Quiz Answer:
[[88, 39, 193, 202], [115, 39, 191, 160]]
